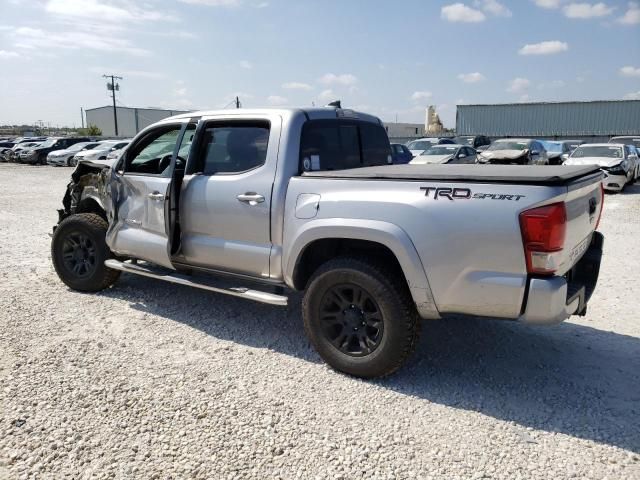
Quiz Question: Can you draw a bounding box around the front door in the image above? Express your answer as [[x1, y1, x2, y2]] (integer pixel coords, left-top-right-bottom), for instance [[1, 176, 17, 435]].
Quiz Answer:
[[106, 121, 195, 268], [177, 115, 281, 278]]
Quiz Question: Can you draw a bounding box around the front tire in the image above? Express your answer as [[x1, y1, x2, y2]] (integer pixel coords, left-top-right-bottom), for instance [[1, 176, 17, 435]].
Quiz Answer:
[[51, 213, 120, 292], [302, 257, 421, 378]]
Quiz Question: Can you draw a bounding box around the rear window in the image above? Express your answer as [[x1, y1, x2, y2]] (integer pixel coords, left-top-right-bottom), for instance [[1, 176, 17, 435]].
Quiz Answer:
[[300, 120, 391, 172]]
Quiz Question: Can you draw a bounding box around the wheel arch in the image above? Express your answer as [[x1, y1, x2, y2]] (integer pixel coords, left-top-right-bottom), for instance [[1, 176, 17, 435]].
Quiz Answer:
[[284, 219, 440, 319]]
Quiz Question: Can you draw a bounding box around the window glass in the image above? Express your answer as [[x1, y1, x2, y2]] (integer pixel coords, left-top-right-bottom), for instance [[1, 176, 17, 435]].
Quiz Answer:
[[196, 122, 269, 175], [125, 125, 191, 175], [360, 123, 392, 166]]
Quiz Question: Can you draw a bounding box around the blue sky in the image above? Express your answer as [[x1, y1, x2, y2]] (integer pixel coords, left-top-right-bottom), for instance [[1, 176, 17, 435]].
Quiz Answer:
[[0, 0, 639, 128]]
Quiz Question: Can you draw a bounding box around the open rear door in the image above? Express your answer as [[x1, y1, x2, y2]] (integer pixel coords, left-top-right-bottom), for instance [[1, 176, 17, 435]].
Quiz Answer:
[[105, 120, 196, 269]]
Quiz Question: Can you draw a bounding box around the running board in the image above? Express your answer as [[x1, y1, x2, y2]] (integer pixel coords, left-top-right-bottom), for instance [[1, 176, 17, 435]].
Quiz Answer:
[[104, 259, 288, 306]]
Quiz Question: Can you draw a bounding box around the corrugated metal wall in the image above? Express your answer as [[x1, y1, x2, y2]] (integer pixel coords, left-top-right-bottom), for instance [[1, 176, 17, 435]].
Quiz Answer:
[[456, 101, 640, 137], [85, 106, 190, 137]]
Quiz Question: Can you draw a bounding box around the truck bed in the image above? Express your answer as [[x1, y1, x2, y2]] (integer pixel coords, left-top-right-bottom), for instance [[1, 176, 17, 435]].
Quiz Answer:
[[301, 164, 602, 186]]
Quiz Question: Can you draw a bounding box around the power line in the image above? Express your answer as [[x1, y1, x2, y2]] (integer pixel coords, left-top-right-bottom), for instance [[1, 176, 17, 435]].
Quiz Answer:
[[102, 74, 123, 136]]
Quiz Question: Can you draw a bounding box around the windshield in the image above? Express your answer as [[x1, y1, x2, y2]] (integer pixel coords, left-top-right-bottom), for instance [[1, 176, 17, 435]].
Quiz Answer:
[[67, 142, 91, 152], [423, 146, 458, 156], [453, 137, 473, 146], [487, 141, 529, 151], [611, 137, 640, 148], [571, 146, 623, 159], [541, 142, 562, 153], [407, 140, 434, 151], [39, 139, 57, 148]]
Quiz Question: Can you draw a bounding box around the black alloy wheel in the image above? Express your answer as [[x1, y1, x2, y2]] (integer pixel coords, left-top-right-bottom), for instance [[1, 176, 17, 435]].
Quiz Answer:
[[319, 283, 384, 357]]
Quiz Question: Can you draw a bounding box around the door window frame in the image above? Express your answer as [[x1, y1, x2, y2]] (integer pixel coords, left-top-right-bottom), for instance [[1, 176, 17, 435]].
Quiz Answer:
[[116, 121, 192, 177], [185, 119, 272, 176]]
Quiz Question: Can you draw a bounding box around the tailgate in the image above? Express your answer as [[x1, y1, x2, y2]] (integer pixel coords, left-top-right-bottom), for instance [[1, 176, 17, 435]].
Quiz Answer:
[[558, 172, 603, 275]]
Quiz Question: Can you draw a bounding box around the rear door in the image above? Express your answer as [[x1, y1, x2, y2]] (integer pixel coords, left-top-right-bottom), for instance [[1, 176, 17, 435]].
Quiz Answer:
[[177, 114, 281, 278], [106, 120, 195, 268]]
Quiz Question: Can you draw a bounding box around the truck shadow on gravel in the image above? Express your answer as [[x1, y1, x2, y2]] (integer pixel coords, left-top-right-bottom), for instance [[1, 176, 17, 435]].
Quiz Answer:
[[100, 277, 640, 454]]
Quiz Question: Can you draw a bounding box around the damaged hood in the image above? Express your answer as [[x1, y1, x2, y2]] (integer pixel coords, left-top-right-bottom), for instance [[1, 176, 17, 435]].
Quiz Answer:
[[479, 149, 527, 161], [410, 154, 453, 165], [77, 157, 118, 170], [564, 157, 624, 168]]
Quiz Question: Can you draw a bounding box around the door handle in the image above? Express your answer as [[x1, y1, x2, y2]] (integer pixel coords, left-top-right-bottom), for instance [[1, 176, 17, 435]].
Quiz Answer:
[[237, 193, 265, 206], [148, 191, 165, 201]]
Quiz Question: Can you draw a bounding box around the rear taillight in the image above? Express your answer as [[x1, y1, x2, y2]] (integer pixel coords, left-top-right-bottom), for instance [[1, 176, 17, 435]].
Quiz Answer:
[[519, 202, 567, 275], [595, 182, 604, 230]]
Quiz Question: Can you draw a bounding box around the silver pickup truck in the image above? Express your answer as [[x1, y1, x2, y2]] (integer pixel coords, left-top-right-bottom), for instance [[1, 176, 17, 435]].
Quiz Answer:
[[51, 107, 604, 378]]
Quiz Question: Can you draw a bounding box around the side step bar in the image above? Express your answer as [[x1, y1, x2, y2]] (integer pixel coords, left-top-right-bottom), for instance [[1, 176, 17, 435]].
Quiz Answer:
[[104, 259, 288, 306]]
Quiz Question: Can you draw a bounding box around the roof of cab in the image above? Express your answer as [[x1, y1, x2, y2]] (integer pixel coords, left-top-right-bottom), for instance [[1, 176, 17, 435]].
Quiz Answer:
[[164, 107, 383, 125]]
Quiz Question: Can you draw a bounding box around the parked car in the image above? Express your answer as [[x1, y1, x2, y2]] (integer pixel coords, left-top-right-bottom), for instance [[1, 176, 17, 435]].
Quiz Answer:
[[20, 137, 91, 165], [9, 141, 42, 162], [453, 135, 491, 151], [406, 137, 455, 156], [410, 144, 477, 164], [50, 107, 604, 378], [564, 143, 638, 192], [609, 136, 640, 149], [563, 139, 584, 151], [390, 143, 413, 164], [540, 140, 573, 165], [477, 139, 549, 165], [47, 141, 102, 167], [71, 140, 131, 165]]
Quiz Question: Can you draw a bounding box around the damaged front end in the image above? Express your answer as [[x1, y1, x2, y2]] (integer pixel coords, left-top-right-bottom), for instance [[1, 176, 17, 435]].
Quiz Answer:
[[56, 161, 114, 229]]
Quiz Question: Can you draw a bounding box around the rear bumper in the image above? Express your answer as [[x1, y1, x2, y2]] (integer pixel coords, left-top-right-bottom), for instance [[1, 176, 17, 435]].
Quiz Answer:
[[519, 232, 604, 325]]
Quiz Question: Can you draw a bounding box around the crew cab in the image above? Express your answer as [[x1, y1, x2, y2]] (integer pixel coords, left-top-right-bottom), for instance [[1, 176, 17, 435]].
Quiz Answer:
[[51, 107, 605, 378]]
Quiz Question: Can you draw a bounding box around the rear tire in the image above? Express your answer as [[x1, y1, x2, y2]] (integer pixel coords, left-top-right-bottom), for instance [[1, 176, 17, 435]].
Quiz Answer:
[[302, 257, 421, 378], [51, 213, 120, 292]]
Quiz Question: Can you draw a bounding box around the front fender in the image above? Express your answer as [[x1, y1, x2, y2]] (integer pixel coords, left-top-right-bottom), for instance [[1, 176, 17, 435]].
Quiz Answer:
[[283, 218, 440, 319]]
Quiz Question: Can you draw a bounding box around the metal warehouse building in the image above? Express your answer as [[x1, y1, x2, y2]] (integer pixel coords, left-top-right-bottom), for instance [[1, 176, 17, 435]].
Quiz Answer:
[[85, 106, 191, 137], [456, 100, 640, 141]]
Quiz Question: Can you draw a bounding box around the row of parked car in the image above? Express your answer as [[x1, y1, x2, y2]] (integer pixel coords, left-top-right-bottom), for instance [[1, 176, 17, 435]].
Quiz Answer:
[[390, 135, 640, 192], [0, 136, 130, 166]]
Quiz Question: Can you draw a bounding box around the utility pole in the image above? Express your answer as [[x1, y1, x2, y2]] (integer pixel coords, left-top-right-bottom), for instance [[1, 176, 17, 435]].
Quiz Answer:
[[235, 96, 240, 109], [103, 74, 123, 136], [80, 107, 84, 129]]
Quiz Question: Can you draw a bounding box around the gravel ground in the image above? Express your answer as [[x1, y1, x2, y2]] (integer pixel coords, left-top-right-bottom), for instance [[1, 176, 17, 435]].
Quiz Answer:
[[0, 163, 639, 480]]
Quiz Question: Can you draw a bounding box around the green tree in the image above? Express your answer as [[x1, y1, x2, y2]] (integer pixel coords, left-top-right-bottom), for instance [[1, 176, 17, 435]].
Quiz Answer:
[[78, 124, 102, 136]]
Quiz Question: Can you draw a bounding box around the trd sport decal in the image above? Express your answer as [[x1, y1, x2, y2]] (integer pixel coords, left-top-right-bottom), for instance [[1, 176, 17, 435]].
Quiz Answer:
[[420, 187, 525, 201]]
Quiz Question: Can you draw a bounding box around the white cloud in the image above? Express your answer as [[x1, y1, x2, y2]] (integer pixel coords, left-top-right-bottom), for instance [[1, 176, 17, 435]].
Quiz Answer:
[[239, 60, 252, 69], [563, 2, 615, 18], [12, 26, 150, 56], [46, 0, 176, 23], [441, 3, 486, 22], [519, 40, 568, 55], [89, 66, 165, 79], [411, 91, 433, 101], [255, 1, 269, 7], [318, 89, 336, 102], [0, 50, 19, 59], [533, 0, 563, 8], [175, 87, 188, 96], [282, 82, 313, 91], [266, 95, 288, 106], [457, 72, 486, 83], [619, 1, 640, 24], [318, 73, 358, 86], [519, 94, 531, 102], [623, 91, 640, 100], [475, 0, 512, 17], [620, 66, 640, 77], [508, 77, 531, 93]]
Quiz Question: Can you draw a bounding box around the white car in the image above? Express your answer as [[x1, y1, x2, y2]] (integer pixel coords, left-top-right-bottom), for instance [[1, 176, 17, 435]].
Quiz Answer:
[[71, 140, 131, 166], [410, 144, 477, 165], [406, 138, 455, 157], [564, 143, 638, 192], [47, 141, 101, 167]]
